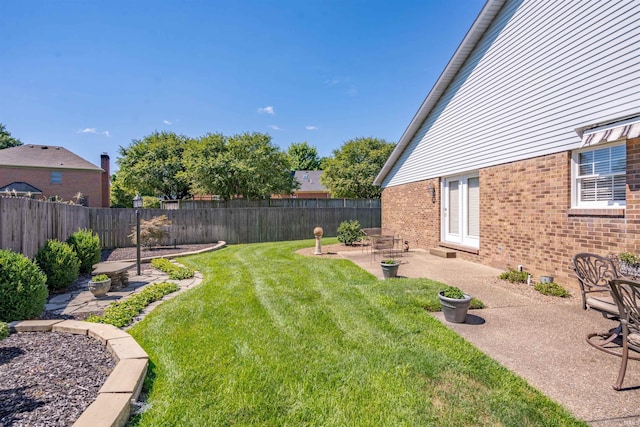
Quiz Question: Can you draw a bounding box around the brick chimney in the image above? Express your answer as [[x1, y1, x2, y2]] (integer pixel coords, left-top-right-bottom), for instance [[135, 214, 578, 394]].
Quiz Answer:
[[101, 153, 110, 207]]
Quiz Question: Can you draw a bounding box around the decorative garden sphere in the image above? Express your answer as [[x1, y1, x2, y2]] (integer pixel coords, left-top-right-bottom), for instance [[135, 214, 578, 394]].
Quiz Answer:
[[313, 227, 324, 254]]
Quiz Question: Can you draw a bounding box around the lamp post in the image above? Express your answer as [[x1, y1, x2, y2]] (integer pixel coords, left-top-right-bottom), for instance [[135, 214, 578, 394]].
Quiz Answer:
[[133, 194, 143, 275]]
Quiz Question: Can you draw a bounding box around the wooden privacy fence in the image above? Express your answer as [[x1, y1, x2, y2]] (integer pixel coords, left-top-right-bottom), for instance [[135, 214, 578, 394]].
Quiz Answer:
[[161, 198, 381, 209], [1, 197, 381, 257]]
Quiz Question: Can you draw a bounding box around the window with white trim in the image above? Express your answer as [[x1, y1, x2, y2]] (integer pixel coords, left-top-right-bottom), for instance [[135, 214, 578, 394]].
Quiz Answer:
[[572, 142, 625, 208]]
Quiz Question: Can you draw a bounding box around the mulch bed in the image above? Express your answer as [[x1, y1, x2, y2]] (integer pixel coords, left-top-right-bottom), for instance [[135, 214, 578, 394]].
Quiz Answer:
[[0, 332, 115, 426], [100, 243, 217, 262], [0, 243, 216, 426]]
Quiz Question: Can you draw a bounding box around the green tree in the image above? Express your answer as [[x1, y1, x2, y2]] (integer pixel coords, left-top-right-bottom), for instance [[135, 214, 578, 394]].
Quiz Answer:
[[0, 123, 23, 149], [109, 171, 136, 208], [287, 142, 321, 170], [321, 137, 395, 199], [183, 132, 298, 201], [116, 131, 193, 200]]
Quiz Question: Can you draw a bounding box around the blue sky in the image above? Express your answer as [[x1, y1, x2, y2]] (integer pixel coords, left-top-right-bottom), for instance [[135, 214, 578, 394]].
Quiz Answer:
[[0, 1, 484, 172]]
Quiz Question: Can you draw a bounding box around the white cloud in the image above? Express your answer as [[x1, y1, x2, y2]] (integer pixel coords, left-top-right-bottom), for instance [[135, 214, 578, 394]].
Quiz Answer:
[[268, 125, 281, 131], [347, 86, 358, 96], [306, 125, 318, 131], [258, 106, 275, 115], [163, 120, 174, 125], [77, 127, 110, 137], [325, 79, 340, 86]]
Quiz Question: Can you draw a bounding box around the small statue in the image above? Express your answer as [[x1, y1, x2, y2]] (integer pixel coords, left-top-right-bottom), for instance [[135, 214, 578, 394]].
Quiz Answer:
[[404, 240, 410, 252]]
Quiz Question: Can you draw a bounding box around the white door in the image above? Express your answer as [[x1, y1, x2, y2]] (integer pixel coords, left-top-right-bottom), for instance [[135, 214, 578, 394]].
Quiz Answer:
[[443, 175, 479, 248]]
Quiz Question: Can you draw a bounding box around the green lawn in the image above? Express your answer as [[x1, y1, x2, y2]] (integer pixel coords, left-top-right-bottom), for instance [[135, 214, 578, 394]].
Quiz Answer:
[[128, 239, 585, 426]]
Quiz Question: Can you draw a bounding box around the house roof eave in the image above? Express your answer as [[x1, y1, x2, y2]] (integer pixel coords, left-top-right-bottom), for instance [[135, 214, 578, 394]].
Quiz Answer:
[[374, 0, 508, 187]]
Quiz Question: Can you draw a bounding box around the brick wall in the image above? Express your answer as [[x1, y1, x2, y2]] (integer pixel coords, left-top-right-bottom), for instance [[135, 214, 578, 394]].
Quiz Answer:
[[382, 138, 640, 289], [381, 178, 441, 250], [0, 167, 103, 207]]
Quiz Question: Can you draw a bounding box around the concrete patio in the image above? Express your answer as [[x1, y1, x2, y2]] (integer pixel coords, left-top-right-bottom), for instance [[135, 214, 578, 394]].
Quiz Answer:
[[337, 248, 640, 427]]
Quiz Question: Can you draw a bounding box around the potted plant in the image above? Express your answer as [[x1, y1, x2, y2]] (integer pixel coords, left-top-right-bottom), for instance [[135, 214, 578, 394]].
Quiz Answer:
[[438, 285, 472, 323], [380, 258, 400, 279], [88, 273, 111, 297]]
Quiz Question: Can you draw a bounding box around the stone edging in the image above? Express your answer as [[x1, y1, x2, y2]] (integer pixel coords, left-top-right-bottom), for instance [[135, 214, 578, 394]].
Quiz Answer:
[[8, 319, 148, 427]]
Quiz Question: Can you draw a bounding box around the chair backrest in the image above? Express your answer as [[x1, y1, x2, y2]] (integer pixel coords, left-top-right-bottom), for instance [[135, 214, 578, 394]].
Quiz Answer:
[[573, 253, 619, 309], [362, 228, 382, 237], [573, 253, 618, 290], [608, 279, 640, 348]]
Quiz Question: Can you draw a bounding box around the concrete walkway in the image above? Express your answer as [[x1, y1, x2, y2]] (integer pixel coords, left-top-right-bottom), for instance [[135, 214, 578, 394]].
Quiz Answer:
[[338, 249, 640, 427]]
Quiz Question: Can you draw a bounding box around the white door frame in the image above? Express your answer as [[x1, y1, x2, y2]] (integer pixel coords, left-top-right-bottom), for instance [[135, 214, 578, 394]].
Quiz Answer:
[[442, 174, 479, 248]]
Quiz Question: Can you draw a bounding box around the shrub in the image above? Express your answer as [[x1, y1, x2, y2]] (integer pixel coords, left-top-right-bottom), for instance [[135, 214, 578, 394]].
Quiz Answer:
[[35, 239, 81, 291], [130, 215, 171, 248], [499, 268, 529, 283], [86, 281, 179, 327], [469, 297, 485, 309], [337, 220, 364, 246], [142, 196, 160, 208], [534, 282, 571, 298], [91, 274, 109, 282], [0, 322, 8, 340], [67, 228, 101, 274], [151, 258, 195, 280], [0, 249, 48, 322]]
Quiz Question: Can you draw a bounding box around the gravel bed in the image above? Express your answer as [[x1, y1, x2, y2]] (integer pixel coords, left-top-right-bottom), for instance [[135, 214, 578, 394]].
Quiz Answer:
[[0, 332, 115, 426]]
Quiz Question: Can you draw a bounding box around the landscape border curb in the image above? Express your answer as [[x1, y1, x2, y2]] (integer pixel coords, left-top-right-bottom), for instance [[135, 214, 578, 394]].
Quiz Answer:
[[8, 319, 147, 427]]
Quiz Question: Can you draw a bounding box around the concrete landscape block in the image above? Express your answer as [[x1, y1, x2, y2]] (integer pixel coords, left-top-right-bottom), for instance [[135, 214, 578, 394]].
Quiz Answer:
[[72, 392, 132, 427], [107, 336, 148, 361], [9, 319, 63, 332], [99, 359, 148, 400], [52, 320, 92, 335], [87, 323, 131, 344]]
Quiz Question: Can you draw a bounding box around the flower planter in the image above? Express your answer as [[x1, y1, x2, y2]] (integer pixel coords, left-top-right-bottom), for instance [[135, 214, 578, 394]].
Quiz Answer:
[[88, 278, 111, 297], [380, 261, 400, 279], [438, 291, 472, 323]]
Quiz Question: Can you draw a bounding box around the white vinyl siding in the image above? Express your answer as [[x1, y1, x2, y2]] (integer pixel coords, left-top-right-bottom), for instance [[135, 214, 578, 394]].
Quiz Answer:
[[383, 0, 640, 187], [573, 143, 626, 208]]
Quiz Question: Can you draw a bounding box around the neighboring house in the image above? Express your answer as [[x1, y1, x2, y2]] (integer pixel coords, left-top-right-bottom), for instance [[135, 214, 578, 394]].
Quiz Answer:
[[0, 181, 43, 198], [0, 145, 110, 207], [279, 171, 331, 199], [374, 0, 640, 286]]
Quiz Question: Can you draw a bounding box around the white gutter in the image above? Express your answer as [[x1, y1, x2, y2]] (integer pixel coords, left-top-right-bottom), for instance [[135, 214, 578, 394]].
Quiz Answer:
[[374, 0, 508, 186]]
